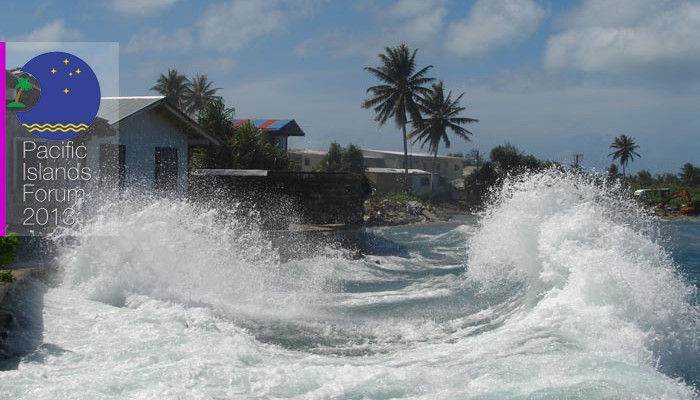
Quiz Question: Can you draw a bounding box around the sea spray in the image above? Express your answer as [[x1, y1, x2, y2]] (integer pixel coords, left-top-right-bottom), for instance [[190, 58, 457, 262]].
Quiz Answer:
[[53, 195, 337, 319], [467, 169, 700, 387], [2, 172, 700, 399]]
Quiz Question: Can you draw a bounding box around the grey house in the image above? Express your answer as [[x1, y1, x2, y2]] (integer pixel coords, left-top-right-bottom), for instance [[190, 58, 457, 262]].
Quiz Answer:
[[96, 96, 219, 194]]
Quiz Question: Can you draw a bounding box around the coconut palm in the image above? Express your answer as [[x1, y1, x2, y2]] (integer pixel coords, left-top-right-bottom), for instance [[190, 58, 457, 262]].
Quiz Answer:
[[680, 163, 698, 185], [151, 69, 188, 110], [409, 81, 478, 191], [609, 134, 640, 178], [183, 74, 221, 118], [8, 77, 32, 108], [362, 44, 434, 192]]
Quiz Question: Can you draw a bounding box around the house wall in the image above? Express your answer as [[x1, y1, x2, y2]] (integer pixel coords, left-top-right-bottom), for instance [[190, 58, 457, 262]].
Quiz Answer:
[[116, 108, 189, 194], [362, 150, 466, 181], [366, 172, 431, 195], [290, 152, 325, 171]]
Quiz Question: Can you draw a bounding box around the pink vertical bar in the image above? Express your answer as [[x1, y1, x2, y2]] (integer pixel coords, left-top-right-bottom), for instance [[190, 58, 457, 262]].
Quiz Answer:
[[0, 42, 5, 236]]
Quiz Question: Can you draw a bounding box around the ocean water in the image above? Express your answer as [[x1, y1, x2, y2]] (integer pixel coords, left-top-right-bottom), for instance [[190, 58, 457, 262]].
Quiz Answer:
[[1, 170, 700, 399]]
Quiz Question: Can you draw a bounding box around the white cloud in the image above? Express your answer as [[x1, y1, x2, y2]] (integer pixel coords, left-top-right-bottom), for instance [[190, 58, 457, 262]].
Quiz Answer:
[[111, 0, 180, 17], [296, 0, 446, 59], [125, 28, 194, 53], [198, 0, 319, 52], [445, 0, 544, 57], [12, 19, 82, 42], [544, 0, 700, 80]]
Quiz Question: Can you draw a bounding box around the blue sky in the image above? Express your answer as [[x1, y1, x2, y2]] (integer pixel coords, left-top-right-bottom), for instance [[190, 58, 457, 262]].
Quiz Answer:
[[2, 0, 700, 174]]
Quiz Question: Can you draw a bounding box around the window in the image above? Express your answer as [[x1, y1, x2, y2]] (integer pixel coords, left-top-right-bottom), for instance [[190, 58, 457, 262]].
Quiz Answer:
[[420, 177, 430, 186], [454, 164, 458, 171], [304, 157, 310, 166], [155, 147, 178, 193], [436, 163, 440, 171]]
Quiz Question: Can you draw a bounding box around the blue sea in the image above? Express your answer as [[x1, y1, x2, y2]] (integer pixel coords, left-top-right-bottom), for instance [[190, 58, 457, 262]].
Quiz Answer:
[[1, 170, 699, 399]]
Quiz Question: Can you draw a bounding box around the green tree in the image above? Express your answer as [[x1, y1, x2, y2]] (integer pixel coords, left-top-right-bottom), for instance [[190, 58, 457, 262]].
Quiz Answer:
[[317, 142, 344, 172], [489, 143, 545, 176], [680, 163, 698, 185], [342, 144, 365, 173], [362, 44, 434, 192], [193, 99, 291, 170], [607, 163, 619, 180], [316, 142, 365, 173], [151, 69, 188, 110], [230, 123, 292, 170], [0, 231, 18, 268], [466, 161, 498, 187], [184, 74, 221, 118], [636, 169, 653, 186], [192, 99, 235, 169], [608, 134, 640, 178], [410, 81, 477, 191]]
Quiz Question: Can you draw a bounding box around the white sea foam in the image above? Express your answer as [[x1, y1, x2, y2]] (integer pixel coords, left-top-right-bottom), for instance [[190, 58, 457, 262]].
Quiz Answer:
[[1, 171, 699, 399]]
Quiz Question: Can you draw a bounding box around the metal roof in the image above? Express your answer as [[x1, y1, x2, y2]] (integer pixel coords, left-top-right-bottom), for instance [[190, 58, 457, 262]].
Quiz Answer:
[[363, 149, 465, 160], [98, 96, 163, 125], [192, 169, 269, 177], [232, 119, 305, 136], [97, 96, 219, 146], [367, 167, 431, 175]]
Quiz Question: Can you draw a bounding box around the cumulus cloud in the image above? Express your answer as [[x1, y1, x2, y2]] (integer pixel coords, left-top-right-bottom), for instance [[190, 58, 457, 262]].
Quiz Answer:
[[12, 19, 82, 42], [445, 0, 544, 57], [111, 0, 180, 17], [544, 0, 700, 81], [296, 0, 446, 59], [198, 0, 319, 52]]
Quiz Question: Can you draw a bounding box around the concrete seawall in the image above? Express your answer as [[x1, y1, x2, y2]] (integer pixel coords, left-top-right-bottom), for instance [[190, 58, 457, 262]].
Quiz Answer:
[[0, 267, 47, 306], [190, 170, 372, 228]]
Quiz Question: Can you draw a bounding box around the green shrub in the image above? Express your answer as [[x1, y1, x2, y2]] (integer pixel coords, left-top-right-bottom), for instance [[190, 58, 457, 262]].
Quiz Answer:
[[0, 231, 18, 268], [0, 270, 13, 283]]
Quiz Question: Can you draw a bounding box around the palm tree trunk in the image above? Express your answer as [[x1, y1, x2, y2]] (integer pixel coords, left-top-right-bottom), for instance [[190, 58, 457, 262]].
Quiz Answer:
[[15, 88, 24, 103], [622, 163, 626, 179], [431, 147, 438, 193], [402, 122, 410, 193]]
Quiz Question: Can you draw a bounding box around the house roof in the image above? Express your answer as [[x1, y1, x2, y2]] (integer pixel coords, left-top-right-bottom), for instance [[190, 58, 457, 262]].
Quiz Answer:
[[232, 119, 305, 137], [98, 96, 220, 146], [98, 96, 163, 125], [367, 167, 431, 175], [363, 149, 466, 160]]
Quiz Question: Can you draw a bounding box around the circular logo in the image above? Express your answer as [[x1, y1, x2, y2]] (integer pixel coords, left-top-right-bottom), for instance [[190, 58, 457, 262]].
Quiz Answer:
[[13, 51, 101, 140]]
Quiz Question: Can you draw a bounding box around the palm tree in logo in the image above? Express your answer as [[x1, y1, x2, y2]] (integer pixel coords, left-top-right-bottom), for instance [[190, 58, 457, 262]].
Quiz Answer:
[[8, 77, 32, 108]]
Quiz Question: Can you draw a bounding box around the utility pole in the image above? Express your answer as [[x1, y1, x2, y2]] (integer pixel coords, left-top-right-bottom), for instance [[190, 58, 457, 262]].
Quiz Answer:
[[572, 153, 583, 168], [472, 149, 481, 172]]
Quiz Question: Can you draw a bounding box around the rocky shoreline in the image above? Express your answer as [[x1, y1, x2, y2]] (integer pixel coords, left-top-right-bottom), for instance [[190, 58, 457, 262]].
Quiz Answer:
[[364, 198, 472, 227]]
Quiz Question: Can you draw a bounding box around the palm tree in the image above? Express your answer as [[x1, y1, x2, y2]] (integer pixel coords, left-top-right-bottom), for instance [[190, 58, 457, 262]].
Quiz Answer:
[[409, 81, 478, 191], [608, 134, 640, 178], [362, 44, 434, 192], [8, 77, 32, 108], [151, 69, 188, 110], [680, 163, 697, 185], [183, 74, 221, 118]]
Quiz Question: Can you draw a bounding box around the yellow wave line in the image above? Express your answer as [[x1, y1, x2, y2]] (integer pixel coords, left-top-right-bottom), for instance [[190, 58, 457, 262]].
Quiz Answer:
[[25, 128, 87, 133], [22, 123, 89, 129]]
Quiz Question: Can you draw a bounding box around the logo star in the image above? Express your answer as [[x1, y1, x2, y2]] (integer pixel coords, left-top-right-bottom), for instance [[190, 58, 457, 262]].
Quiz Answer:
[[75, 69, 81, 75], [63, 58, 69, 65], [51, 68, 56, 74], [69, 72, 73, 76], [63, 88, 69, 94]]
